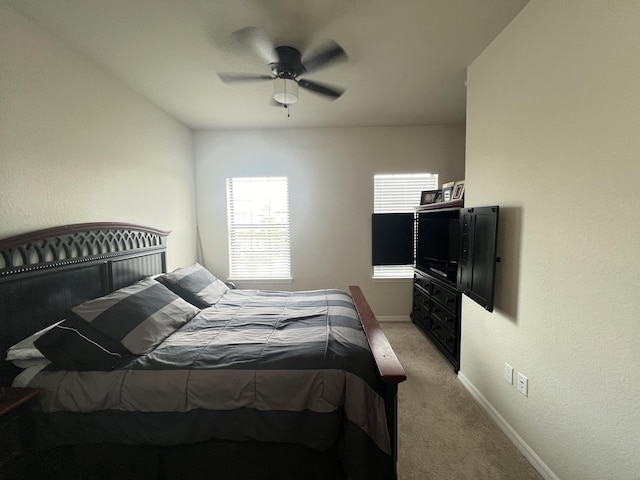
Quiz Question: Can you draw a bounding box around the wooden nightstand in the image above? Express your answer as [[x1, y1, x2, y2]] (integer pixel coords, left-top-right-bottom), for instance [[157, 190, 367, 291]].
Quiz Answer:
[[0, 387, 40, 471]]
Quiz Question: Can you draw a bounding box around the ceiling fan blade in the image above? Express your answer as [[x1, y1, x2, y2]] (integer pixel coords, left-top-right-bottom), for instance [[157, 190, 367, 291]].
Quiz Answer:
[[232, 27, 278, 65], [297, 78, 345, 100], [302, 40, 347, 74], [218, 72, 274, 83]]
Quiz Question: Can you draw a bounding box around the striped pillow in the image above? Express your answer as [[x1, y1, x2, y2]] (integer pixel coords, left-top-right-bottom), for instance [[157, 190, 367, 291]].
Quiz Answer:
[[34, 316, 131, 371], [157, 263, 229, 308], [70, 277, 200, 355]]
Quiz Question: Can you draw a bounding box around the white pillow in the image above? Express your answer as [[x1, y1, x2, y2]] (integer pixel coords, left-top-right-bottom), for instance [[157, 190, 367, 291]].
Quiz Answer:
[[6, 320, 63, 362], [11, 357, 51, 369], [12, 362, 50, 387]]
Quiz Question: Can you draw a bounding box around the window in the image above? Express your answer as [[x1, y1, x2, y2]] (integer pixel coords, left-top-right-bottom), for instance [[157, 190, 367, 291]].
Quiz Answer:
[[373, 173, 438, 279], [226, 177, 291, 280]]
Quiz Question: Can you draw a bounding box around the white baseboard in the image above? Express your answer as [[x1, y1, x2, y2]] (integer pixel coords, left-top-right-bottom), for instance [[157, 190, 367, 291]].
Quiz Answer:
[[457, 372, 559, 480], [377, 316, 411, 322]]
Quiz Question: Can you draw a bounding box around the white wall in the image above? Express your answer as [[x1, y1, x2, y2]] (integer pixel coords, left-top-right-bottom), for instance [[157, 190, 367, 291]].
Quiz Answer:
[[194, 125, 465, 316], [0, 4, 197, 269], [462, 1, 640, 479]]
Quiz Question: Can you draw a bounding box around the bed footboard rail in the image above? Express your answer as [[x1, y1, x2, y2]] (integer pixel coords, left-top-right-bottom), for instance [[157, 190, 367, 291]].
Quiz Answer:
[[349, 286, 406, 480], [349, 286, 406, 384]]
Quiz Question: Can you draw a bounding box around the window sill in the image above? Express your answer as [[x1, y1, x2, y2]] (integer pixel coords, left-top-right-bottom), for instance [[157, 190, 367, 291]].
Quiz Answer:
[[372, 277, 413, 283], [227, 278, 293, 284]]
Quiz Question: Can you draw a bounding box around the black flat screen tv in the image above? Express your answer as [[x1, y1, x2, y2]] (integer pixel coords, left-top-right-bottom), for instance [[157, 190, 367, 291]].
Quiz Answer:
[[416, 212, 460, 281]]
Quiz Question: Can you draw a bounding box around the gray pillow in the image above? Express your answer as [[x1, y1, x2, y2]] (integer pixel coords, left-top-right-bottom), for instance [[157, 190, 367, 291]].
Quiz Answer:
[[69, 277, 200, 355], [157, 263, 229, 308]]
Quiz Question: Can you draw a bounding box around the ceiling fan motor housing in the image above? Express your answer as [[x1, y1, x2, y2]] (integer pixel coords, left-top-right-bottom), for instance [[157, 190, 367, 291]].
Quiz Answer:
[[270, 46, 305, 79]]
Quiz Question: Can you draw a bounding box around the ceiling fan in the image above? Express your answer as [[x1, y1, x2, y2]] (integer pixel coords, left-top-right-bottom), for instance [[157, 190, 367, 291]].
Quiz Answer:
[[217, 27, 348, 107]]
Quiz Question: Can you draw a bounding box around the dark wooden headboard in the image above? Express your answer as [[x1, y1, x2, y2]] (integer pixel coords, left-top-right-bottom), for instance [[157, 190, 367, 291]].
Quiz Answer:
[[0, 222, 170, 385]]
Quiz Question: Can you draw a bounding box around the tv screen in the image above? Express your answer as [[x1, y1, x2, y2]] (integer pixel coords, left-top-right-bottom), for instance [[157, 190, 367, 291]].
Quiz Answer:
[[416, 213, 460, 276]]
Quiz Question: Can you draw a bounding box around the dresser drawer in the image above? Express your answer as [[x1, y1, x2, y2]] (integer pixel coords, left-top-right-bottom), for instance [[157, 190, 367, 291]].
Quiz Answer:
[[0, 411, 21, 467], [431, 285, 459, 314], [431, 306, 457, 334], [414, 273, 433, 294], [412, 286, 429, 308], [429, 319, 458, 357], [411, 312, 431, 333], [411, 297, 429, 323]]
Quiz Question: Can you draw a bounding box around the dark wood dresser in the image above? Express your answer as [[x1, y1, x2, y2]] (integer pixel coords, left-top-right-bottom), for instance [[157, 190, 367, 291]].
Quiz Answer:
[[0, 387, 40, 475], [411, 269, 461, 372]]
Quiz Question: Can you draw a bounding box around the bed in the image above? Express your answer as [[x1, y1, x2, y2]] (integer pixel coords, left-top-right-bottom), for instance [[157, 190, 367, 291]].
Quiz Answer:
[[0, 223, 406, 480]]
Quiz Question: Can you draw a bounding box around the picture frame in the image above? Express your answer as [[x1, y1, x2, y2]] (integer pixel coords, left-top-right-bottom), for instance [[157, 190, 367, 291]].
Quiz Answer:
[[420, 189, 440, 205], [442, 182, 455, 202], [452, 181, 465, 201]]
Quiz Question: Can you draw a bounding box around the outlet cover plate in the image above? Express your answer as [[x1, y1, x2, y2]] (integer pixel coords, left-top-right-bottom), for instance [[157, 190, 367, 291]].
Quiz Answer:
[[517, 372, 528, 397]]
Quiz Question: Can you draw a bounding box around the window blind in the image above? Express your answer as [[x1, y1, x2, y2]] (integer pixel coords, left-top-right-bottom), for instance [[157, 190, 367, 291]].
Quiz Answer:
[[226, 177, 291, 280], [373, 173, 438, 278]]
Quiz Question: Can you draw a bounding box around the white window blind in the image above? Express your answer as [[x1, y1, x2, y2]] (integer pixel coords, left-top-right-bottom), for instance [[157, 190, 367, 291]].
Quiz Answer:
[[226, 177, 291, 280], [373, 173, 438, 279]]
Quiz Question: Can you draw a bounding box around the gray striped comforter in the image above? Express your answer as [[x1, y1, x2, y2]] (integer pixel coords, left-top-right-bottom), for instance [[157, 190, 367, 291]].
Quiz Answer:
[[28, 289, 393, 479]]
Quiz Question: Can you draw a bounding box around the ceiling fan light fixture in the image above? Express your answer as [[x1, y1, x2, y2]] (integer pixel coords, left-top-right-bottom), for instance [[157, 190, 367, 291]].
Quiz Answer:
[[273, 79, 298, 104]]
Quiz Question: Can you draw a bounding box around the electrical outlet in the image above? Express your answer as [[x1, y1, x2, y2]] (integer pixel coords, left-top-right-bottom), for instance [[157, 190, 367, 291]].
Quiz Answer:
[[517, 372, 528, 397], [504, 363, 513, 384]]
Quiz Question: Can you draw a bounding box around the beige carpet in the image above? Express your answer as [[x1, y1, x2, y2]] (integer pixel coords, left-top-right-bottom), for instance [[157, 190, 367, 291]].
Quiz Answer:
[[383, 321, 543, 480]]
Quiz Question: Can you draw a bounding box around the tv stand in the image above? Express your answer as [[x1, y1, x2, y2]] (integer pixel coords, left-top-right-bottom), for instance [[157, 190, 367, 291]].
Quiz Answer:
[[372, 200, 499, 371], [411, 268, 461, 372]]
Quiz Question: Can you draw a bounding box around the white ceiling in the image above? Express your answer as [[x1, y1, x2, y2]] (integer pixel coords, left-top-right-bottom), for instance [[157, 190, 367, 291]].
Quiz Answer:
[[8, 0, 529, 130]]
